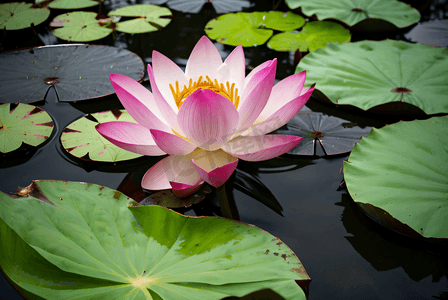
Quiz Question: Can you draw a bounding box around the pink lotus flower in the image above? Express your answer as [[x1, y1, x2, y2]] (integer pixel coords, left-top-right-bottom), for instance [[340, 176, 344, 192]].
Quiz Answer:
[[96, 36, 313, 197]]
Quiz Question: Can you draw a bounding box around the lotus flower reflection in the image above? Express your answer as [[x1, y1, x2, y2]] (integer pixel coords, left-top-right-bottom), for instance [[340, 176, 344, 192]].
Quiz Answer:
[[96, 36, 314, 197]]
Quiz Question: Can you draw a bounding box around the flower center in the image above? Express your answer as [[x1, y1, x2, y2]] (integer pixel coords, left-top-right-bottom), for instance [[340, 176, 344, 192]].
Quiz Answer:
[[169, 76, 240, 109]]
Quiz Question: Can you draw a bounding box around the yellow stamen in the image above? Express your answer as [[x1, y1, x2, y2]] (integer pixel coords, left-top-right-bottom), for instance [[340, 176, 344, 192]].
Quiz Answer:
[[169, 76, 240, 109]]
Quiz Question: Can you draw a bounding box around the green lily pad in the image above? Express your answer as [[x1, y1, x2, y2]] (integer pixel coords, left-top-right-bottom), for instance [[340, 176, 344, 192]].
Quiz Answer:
[[61, 109, 143, 162], [108, 4, 172, 34], [285, 0, 420, 30], [295, 40, 448, 115], [0, 44, 144, 103], [275, 112, 372, 156], [205, 11, 305, 47], [0, 103, 54, 153], [50, 11, 116, 42], [35, 0, 101, 9], [0, 2, 50, 30], [0, 180, 309, 299], [267, 21, 351, 52], [344, 116, 448, 239]]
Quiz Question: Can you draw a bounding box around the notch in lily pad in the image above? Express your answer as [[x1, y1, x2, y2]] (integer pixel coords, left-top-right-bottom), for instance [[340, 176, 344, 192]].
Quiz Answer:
[[0, 2, 50, 30], [0, 103, 54, 154], [275, 112, 372, 156], [107, 4, 172, 34], [205, 11, 305, 47], [0, 44, 144, 103], [285, 0, 420, 32], [0, 180, 310, 299], [267, 21, 351, 52]]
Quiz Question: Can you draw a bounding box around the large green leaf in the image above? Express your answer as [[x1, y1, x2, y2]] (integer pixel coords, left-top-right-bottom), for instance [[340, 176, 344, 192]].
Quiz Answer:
[[0, 44, 144, 103], [108, 4, 172, 34], [0, 103, 54, 153], [295, 40, 448, 115], [51, 11, 115, 42], [267, 21, 351, 52], [285, 0, 420, 29], [0, 180, 309, 299], [61, 109, 143, 162], [205, 11, 305, 47], [344, 117, 448, 239], [0, 2, 50, 30]]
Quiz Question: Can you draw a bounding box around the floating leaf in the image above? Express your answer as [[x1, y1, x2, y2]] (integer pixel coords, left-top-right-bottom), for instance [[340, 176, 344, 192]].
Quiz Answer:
[[0, 2, 50, 30], [154, 0, 252, 14], [268, 21, 351, 52], [108, 4, 172, 34], [0, 103, 54, 153], [285, 0, 420, 30], [344, 117, 448, 239], [0, 44, 144, 103], [404, 19, 448, 47], [51, 11, 115, 42], [295, 40, 448, 114], [61, 109, 143, 162], [205, 11, 305, 47], [275, 112, 372, 156], [0, 180, 309, 299], [39, 0, 101, 9]]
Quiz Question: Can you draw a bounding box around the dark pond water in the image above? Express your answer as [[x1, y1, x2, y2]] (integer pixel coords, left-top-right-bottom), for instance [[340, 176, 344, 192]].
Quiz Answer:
[[1, 0, 448, 299]]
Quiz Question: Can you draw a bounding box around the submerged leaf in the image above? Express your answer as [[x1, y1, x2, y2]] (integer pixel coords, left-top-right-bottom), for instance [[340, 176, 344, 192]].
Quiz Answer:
[[205, 11, 305, 47], [344, 116, 448, 239], [0, 103, 54, 153], [0, 180, 309, 299]]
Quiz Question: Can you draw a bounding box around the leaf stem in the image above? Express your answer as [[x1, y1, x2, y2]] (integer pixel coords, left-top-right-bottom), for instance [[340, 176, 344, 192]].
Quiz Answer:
[[217, 183, 239, 220]]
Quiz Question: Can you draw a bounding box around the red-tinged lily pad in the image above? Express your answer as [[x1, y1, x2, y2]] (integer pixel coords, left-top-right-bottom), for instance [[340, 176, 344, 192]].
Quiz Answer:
[[404, 19, 448, 47], [108, 4, 172, 34], [0, 103, 54, 154], [285, 0, 420, 32], [50, 11, 118, 42], [61, 109, 143, 162], [0, 2, 50, 30], [275, 112, 372, 156], [267, 21, 351, 52], [139, 184, 213, 208], [0, 180, 309, 299], [296, 40, 448, 115], [205, 11, 305, 47], [0, 44, 144, 103], [344, 116, 448, 240]]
